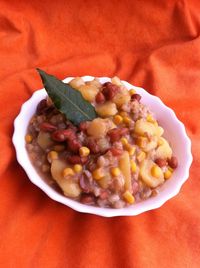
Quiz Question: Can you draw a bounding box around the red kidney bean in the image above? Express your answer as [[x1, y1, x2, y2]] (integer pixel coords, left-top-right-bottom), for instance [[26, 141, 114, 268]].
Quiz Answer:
[[66, 123, 78, 132], [109, 147, 123, 156], [120, 128, 129, 135], [107, 128, 121, 142], [80, 194, 96, 205], [155, 158, 167, 168], [168, 156, 178, 169], [79, 175, 90, 193], [40, 122, 57, 132], [95, 92, 105, 104], [64, 129, 77, 140], [67, 139, 82, 153], [67, 155, 82, 164], [103, 82, 110, 86], [131, 94, 141, 102], [52, 129, 76, 142], [87, 140, 100, 154], [79, 121, 89, 131], [67, 155, 88, 164], [107, 128, 129, 142], [36, 99, 48, 114], [51, 130, 66, 142], [99, 190, 109, 200], [102, 82, 120, 100]]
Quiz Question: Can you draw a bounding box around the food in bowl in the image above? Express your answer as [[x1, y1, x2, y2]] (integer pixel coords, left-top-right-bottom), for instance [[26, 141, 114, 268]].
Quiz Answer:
[[25, 69, 178, 208]]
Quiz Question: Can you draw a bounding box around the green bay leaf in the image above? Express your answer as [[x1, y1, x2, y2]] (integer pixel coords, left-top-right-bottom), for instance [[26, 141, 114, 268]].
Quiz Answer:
[[37, 69, 97, 125]]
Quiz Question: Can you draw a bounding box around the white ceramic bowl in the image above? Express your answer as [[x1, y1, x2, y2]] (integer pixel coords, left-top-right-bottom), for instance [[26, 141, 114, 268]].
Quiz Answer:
[[12, 76, 192, 217]]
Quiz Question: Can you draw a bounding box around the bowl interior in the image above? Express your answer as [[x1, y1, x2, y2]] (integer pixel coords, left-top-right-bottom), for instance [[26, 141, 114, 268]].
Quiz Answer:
[[12, 76, 192, 217]]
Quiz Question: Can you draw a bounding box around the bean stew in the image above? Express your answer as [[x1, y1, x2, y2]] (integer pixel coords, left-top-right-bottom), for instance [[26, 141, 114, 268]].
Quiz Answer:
[[25, 76, 178, 208]]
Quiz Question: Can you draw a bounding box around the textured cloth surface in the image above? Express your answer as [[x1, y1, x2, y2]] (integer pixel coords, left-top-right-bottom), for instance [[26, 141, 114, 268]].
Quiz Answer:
[[0, 1, 199, 267]]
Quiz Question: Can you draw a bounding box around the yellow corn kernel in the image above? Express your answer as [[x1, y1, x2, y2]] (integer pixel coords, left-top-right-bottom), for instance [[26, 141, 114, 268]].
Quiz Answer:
[[151, 165, 163, 178], [164, 169, 173, 180], [47, 151, 58, 163], [129, 89, 136, 96], [123, 191, 135, 204], [63, 167, 75, 178], [136, 151, 146, 162], [136, 137, 148, 148], [120, 137, 128, 146], [25, 134, 33, 143], [92, 168, 105, 180], [164, 167, 173, 180], [110, 167, 121, 177], [124, 143, 132, 150], [125, 144, 136, 156], [158, 138, 164, 146], [113, 115, 123, 125], [146, 114, 155, 123], [128, 147, 136, 156], [123, 116, 131, 125], [119, 111, 128, 117], [130, 160, 137, 173], [73, 164, 83, 173], [79, 146, 90, 157]]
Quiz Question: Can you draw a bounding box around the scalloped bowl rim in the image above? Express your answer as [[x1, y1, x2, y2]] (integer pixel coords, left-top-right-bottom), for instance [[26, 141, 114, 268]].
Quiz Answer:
[[12, 76, 193, 217]]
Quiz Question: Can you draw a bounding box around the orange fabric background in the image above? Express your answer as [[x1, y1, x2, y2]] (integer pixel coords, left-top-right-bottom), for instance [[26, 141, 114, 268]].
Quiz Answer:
[[0, 0, 199, 267]]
